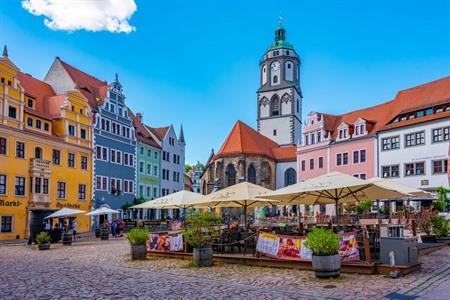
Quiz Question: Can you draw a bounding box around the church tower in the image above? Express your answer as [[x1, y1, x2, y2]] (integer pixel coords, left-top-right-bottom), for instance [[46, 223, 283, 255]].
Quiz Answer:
[[257, 22, 302, 146]]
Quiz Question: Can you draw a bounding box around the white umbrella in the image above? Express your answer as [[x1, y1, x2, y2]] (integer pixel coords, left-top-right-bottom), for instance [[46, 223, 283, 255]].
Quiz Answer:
[[131, 190, 206, 210], [86, 207, 120, 216], [45, 208, 86, 219], [367, 177, 434, 198]]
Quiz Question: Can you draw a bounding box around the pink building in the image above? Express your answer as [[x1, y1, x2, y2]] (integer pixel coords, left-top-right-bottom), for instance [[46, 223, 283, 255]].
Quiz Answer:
[[297, 99, 398, 216]]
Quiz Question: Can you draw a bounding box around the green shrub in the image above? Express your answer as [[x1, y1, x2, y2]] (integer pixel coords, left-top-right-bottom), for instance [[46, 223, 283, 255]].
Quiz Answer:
[[183, 210, 222, 249], [434, 186, 449, 212], [431, 216, 449, 237], [355, 200, 373, 215], [127, 228, 149, 245], [304, 227, 340, 256], [35, 232, 51, 245]]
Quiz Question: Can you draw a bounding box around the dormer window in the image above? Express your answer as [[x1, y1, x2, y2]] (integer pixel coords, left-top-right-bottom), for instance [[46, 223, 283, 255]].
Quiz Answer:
[[27, 99, 34, 108], [355, 124, 365, 135], [339, 128, 348, 139], [317, 131, 322, 143]]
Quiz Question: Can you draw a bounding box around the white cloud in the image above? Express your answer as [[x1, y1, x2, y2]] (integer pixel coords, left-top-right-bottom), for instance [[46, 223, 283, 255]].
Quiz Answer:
[[21, 0, 137, 33]]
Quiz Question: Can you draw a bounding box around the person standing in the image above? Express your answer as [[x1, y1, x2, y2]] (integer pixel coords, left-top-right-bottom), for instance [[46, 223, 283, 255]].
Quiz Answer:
[[72, 220, 78, 241]]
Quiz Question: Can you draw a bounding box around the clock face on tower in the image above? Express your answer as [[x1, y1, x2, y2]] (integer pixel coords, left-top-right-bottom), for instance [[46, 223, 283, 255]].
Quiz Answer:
[[271, 61, 280, 71]]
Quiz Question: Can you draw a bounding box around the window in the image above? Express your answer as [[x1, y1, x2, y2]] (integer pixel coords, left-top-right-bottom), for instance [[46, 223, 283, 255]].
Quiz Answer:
[[140, 147, 144, 155], [248, 165, 256, 184], [309, 159, 314, 170], [8, 106, 17, 119], [319, 157, 324, 169], [382, 165, 400, 178], [147, 164, 151, 174], [432, 160, 448, 174], [110, 178, 122, 192], [43, 179, 49, 194], [0, 216, 12, 233], [96, 176, 108, 191], [337, 154, 342, 166], [44, 123, 49, 131], [36, 120, 41, 129], [353, 173, 367, 180], [353, 151, 359, 164], [153, 187, 158, 198], [110, 104, 115, 113], [353, 150, 366, 163], [317, 131, 321, 143], [305, 135, 309, 145], [27, 98, 33, 108], [301, 160, 306, 171], [273, 129, 277, 136], [154, 152, 158, 159], [68, 153, 75, 168], [405, 162, 425, 176], [382, 136, 400, 151], [343, 153, 348, 165], [284, 168, 296, 186], [96, 146, 108, 161], [311, 134, 315, 144], [147, 149, 151, 157], [34, 147, 42, 159], [27, 118, 33, 127], [34, 177, 41, 193], [273, 75, 278, 83], [124, 180, 134, 194], [405, 131, 425, 147], [146, 186, 151, 197], [432, 127, 450, 143], [57, 182, 66, 199], [16, 142, 25, 158], [139, 161, 144, 173], [15, 177, 25, 196], [101, 118, 106, 130], [78, 184, 86, 200], [0, 175, 6, 195], [173, 154, 176, 163], [0, 137, 6, 155], [339, 128, 348, 139], [52, 149, 60, 165], [271, 97, 280, 116], [68, 125, 75, 136], [81, 156, 88, 170], [80, 128, 87, 139], [153, 165, 158, 176], [226, 164, 236, 186]]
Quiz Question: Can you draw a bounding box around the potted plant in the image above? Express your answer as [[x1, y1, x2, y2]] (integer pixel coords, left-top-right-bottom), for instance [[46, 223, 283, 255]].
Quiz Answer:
[[304, 227, 341, 278], [36, 231, 51, 250], [183, 210, 221, 267], [127, 228, 149, 260], [355, 200, 373, 216], [417, 209, 436, 243], [432, 216, 450, 244]]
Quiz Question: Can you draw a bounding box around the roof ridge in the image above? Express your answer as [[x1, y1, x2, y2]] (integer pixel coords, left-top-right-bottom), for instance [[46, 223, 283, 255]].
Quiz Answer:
[[58, 57, 107, 86]]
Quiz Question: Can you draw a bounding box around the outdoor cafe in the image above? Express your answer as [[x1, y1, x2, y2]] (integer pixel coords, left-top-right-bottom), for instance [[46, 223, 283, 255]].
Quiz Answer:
[[131, 172, 444, 275]]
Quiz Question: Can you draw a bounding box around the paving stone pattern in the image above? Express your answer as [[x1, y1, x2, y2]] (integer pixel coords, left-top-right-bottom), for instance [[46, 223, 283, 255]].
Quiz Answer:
[[0, 239, 448, 299]]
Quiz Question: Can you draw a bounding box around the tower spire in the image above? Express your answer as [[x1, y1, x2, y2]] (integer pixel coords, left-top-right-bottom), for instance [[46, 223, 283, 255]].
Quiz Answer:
[[178, 125, 185, 144], [275, 18, 286, 41], [2, 45, 8, 58]]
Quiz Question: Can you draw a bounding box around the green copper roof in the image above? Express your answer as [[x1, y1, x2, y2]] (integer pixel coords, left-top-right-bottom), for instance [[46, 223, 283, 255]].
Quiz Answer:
[[266, 26, 294, 51]]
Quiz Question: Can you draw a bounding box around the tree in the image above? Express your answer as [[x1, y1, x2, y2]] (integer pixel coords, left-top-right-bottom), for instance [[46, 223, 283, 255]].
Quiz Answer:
[[184, 164, 193, 173], [434, 186, 450, 212]]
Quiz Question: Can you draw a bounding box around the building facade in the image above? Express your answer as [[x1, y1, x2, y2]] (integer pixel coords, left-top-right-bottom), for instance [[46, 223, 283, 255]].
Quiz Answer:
[[44, 58, 137, 210], [297, 76, 450, 216], [0, 49, 92, 241], [132, 112, 161, 202]]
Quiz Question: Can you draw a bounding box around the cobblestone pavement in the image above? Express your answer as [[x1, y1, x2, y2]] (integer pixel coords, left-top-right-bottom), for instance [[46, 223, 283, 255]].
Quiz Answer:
[[0, 239, 448, 299]]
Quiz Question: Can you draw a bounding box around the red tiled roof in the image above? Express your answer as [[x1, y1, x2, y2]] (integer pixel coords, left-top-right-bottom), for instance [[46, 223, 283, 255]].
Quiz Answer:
[[58, 58, 108, 109], [213, 120, 296, 162], [317, 76, 450, 137], [148, 126, 170, 141], [129, 109, 161, 149], [381, 109, 450, 131], [18, 72, 56, 118]]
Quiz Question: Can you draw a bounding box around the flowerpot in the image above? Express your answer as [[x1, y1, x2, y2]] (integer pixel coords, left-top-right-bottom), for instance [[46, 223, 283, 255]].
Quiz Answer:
[[192, 247, 213, 267], [38, 243, 50, 251], [95, 228, 101, 238], [130, 245, 147, 260], [100, 227, 109, 240], [421, 235, 437, 243], [311, 254, 341, 278], [62, 232, 72, 246]]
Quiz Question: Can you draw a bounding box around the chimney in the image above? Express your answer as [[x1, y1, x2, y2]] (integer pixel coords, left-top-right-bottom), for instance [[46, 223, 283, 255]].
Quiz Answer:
[[136, 113, 142, 124]]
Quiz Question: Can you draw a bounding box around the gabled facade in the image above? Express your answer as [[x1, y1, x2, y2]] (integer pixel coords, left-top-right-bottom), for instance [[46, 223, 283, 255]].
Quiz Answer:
[[0, 48, 92, 241], [131, 112, 161, 203], [44, 58, 137, 210]]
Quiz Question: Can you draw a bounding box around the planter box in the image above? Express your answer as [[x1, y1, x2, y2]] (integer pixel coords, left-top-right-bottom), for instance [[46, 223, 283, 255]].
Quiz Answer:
[[38, 243, 50, 251], [193, 247, 213, 267], [130, 245, 147, 260]]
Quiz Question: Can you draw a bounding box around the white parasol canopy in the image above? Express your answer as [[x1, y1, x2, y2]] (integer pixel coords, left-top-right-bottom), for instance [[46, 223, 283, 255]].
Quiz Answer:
[[45, 208, 86, 219], [85, 207, 120, 216], [367, 177, 435, 199], [131, 190, 206, 209]]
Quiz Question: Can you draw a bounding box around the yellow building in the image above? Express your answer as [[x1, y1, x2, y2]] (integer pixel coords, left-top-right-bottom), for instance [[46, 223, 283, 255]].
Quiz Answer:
[[0, 47, 93, 241]]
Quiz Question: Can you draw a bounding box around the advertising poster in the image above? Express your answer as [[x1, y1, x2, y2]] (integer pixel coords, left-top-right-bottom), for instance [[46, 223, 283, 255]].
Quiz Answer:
[[338, 232, 360, 262], [277, 236, 302, 260], [169, 233, 184, 251], [147, 233, 184, 252], [256, 232, 280, 257]]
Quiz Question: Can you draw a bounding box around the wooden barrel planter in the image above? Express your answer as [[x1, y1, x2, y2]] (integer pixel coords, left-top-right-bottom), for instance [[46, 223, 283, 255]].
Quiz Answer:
[[100, 227, 109, 240], [62, 232, 73, 246], [38, 243, 50, 251], [193, 247, 213, 267], [311, 254, 341, 278], [95, 228, 101, 238]]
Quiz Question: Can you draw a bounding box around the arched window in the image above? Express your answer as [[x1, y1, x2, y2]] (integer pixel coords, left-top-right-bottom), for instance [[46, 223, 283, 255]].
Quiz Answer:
[[35, 147, 42, 159], [271, 97, 280, 116], [284, 168, 296, 186], [273, 75, 278, 84], [225, 164, 236, 187], [247, 165, 256, 184]]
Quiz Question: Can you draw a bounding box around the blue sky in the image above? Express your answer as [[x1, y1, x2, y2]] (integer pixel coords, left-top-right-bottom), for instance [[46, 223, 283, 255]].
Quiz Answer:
[[1, 0, 449, 164]]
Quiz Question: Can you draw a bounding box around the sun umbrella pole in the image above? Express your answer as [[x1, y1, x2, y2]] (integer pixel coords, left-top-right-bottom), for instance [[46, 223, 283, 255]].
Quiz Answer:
[[335, 198, 339, 233], [244, 204, 248, 233], [377, 199, 381, 225]]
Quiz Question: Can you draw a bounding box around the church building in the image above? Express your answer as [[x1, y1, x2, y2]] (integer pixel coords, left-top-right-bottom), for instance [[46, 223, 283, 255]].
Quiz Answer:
[[201, 24, 300, 196]]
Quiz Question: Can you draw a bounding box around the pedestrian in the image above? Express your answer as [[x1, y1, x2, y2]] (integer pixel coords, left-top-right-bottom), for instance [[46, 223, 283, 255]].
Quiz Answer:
[[111, 221, 117, 237], [72, 220, 78, 241]]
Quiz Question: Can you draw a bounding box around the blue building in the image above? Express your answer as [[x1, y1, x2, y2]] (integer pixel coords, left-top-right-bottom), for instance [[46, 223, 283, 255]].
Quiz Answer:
[[45, 59, 137, 210]]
